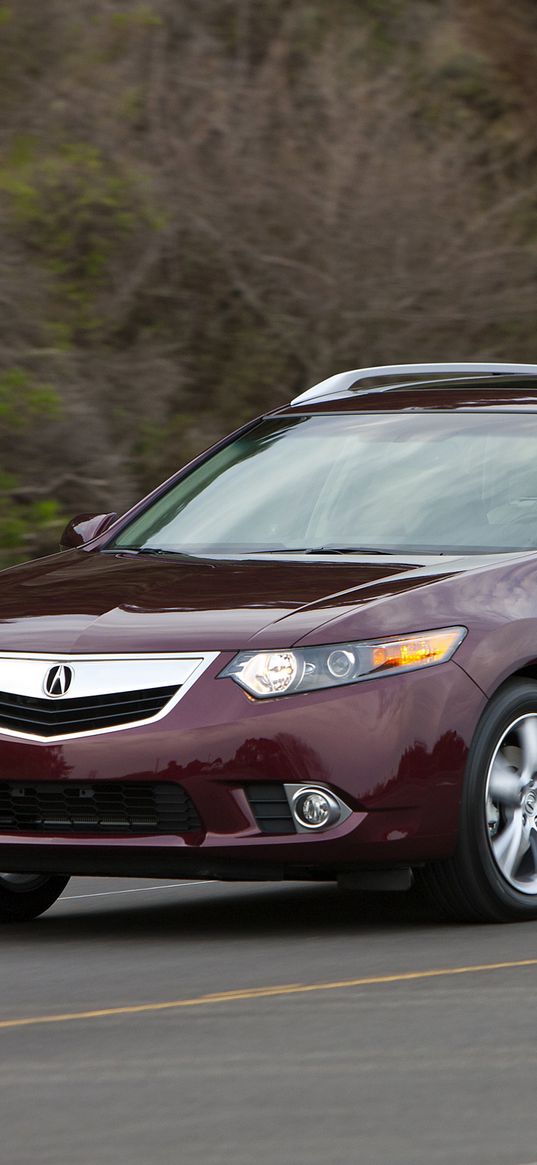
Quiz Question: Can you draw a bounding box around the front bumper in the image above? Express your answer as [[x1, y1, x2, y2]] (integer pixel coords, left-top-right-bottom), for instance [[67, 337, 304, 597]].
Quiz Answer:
[[0, 656, 486, 878]]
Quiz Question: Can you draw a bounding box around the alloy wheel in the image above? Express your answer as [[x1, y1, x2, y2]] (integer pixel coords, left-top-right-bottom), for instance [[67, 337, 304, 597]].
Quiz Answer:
[[486, 714, 537, 894]]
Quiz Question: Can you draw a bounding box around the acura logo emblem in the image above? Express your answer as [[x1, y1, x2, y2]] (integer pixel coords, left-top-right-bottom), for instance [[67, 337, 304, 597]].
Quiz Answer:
[[44, 664, 74, 698]]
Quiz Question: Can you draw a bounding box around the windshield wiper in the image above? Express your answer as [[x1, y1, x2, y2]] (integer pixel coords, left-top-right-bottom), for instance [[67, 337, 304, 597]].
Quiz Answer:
[[111, 546, 201, 560], [254, 546, 399, 556], [305, 546, 397, 556]]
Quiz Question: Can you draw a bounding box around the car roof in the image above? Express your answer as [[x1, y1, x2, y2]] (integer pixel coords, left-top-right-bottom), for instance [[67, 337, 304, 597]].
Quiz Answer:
[[281, 376, 537, 414], [277, 364, 537, 415]]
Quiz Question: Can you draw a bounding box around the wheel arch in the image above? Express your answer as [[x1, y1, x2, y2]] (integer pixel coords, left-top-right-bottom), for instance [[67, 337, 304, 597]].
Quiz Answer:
[[486, 663, 537, 703]]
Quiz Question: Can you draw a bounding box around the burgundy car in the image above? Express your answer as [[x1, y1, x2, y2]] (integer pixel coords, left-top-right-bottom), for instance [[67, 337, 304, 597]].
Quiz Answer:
[[4, 360, 537, 924]]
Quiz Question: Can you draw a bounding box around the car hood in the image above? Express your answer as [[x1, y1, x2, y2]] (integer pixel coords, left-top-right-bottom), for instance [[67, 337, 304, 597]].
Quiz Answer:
[[0, 546, 509, 654]]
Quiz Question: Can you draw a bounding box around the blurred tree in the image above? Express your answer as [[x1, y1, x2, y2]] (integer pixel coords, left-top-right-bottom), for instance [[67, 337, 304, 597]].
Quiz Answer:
[[0, 0, 536, 561]]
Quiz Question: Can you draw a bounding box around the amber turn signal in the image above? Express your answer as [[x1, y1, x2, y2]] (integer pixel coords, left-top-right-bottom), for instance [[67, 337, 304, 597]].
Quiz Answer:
[[371, 629, 465, 673]]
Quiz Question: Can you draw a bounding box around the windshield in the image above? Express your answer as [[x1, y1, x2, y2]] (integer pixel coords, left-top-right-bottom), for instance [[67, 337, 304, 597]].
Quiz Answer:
[[109, 412, 537, 556]]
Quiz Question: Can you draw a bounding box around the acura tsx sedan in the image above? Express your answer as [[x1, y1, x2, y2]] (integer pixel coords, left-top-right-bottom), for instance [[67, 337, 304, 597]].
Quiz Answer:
[[3, 360, 537, 923]]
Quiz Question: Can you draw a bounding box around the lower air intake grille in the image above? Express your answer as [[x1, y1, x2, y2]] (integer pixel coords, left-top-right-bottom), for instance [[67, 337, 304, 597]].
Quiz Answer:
[[246, 784, 296, 835], [0, 782, 202, 835], [0, 685, 178, 738]]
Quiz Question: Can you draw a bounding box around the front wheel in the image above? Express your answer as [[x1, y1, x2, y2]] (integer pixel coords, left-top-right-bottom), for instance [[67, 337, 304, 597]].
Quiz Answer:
[[0, 873, 70, 922], [418, 680, 537, 922]]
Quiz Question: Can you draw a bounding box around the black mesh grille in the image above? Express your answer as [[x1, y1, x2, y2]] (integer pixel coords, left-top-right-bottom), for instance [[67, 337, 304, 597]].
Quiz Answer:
[[0, 685, 178, 737], [0, 782, 202, 835], [246, 784, 296, 834]]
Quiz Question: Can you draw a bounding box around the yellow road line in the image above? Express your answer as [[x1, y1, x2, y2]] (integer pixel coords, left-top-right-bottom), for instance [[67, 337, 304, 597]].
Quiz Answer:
[[1, 958, 537, 1031]]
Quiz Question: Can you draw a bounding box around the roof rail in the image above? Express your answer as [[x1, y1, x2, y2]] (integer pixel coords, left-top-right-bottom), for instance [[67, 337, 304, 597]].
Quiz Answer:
[[291, 362, 537, 407]]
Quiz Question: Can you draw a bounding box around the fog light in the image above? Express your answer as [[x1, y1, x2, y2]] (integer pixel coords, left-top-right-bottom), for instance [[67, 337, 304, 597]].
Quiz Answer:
[[298, 792, 332, 826], [289, 786, 342, 831]]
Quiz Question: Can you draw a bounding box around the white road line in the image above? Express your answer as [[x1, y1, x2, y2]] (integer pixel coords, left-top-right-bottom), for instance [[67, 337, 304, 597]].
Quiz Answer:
[[60, 881, 213, 901]]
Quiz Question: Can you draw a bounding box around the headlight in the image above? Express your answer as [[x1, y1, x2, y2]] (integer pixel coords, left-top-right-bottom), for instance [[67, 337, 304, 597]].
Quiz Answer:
[[219, 627, 467, 698]]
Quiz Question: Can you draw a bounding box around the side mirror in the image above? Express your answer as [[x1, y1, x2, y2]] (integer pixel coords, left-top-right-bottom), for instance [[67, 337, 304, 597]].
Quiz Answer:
[[59, 512, 118, 551]]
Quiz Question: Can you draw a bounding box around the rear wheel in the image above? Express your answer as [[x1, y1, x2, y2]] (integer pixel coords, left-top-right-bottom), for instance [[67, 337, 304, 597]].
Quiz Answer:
[[418, 680, 537, 922], [0, 873, 69, 922]]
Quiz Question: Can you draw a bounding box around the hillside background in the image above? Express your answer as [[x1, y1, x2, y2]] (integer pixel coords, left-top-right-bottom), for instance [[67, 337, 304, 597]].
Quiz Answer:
[[1, 0, 537, 562]]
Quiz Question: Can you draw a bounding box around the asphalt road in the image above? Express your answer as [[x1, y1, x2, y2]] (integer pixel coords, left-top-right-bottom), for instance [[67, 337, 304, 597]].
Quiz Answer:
[[1, 877, 537, 1165]]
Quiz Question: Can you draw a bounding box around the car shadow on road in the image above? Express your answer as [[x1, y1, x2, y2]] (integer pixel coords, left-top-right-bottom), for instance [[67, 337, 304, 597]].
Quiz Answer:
[[21, 881, 455, 941]]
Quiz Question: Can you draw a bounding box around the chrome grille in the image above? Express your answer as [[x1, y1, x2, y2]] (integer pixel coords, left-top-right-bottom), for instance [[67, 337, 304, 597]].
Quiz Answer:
[[0, 686, 178, 738], [0, 651, 218, 741]]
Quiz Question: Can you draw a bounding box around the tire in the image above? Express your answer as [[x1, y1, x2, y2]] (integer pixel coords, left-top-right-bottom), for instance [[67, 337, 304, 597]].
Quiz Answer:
[[417, 679, 537, 923], [0, 874, 70, 922]]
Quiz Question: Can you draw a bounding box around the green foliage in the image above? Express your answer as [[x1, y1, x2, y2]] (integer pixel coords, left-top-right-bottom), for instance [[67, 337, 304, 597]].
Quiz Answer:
[[1, 142, 161, 338], [0, 493, 66, 567], [0, 368, 60, 429], [117, 85, 145, 122], [0, 473, 65, 565], [0, 366, 63, 564], [110, 5, 163, 29]]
